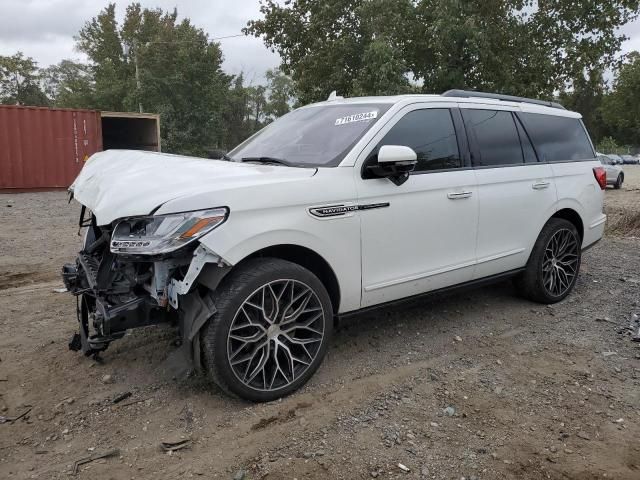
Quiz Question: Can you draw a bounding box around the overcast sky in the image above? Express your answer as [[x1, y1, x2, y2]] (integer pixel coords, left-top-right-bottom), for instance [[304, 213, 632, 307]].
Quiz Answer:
[[0, 0, 280, 84], [1, 0, 640, 85]]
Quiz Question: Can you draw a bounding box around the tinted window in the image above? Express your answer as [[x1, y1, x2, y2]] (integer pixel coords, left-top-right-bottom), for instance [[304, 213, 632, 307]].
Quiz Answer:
[[515, 116, 538, 163], [229, 104, 390, 167], [376, 109, 460, 172], [519, 113, 595, 162], [463, 110, 523, 166]]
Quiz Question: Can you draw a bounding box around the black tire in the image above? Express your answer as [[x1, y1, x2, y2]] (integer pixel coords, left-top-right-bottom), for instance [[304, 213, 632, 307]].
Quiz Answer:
[[201, 257, 333, 402], [515, 218, 581, 304], [614, 174, 623, 189]]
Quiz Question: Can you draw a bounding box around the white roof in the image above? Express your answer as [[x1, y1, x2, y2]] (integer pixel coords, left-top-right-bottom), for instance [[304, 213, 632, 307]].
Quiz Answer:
[[307, 93, 581, 118]]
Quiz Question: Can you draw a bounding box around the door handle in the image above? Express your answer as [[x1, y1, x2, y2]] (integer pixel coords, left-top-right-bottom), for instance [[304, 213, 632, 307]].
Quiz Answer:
[[532, 181, 551, 190], [447, 191, 473, 200]]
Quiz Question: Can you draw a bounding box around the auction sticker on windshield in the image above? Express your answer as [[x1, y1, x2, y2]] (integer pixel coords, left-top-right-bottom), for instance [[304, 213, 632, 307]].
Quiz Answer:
[[335, 111, 378, 126]]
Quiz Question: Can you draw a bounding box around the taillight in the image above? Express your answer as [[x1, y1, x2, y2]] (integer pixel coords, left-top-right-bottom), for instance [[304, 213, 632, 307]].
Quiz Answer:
[[593, 167, 606, 190]]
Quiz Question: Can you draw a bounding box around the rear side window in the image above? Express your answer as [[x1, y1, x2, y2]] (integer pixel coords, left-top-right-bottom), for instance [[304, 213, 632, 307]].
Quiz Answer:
[[462, 110, 523, 167], [377, 108, 461, 172], [519, 113, 595, 162]]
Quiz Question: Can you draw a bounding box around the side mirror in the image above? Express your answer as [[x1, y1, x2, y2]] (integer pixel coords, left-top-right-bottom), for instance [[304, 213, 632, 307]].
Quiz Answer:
[[367, 145, 418, 186]]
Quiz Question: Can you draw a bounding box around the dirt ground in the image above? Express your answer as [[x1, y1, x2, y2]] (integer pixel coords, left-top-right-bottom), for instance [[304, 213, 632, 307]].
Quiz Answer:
[[1, 167, 639, 480]]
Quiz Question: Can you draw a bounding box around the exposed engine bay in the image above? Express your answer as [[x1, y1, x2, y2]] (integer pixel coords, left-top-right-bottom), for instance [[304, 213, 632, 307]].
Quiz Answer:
[[62, 207, 223, 364]]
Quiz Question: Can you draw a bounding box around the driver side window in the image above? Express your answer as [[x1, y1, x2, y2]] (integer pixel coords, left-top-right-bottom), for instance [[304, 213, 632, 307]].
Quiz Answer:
[[375, 109, 461, 173]]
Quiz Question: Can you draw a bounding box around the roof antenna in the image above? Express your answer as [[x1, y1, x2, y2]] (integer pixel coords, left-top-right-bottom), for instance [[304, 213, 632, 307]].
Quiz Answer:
[[327, 90, 344, 101]]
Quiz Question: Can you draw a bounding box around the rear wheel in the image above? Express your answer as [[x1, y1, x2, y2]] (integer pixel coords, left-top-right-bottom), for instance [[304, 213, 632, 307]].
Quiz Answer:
[[201, 258, 333, 402], [515, 218, 581, 304], [614, 174, 623, 189]]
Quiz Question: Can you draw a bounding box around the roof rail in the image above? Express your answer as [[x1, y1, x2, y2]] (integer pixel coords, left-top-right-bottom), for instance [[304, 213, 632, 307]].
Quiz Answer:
[[327, 90, 344, 101], [442, 89, 565, 110]]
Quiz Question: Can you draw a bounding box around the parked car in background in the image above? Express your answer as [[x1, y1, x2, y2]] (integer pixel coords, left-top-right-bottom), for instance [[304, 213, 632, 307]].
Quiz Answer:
[[621, 154, 639, 165], [597, 153, 624, 189], [608, 154, 624, 165], [62, 90, 606, 401]]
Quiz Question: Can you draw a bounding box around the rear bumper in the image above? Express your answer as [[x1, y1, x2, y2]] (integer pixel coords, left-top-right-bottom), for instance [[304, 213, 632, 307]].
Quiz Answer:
[[582, 214, 606, 251]]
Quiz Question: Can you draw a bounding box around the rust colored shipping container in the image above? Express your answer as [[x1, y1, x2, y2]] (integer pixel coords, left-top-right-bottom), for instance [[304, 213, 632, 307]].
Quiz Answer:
[[0, 105, 103, 190]]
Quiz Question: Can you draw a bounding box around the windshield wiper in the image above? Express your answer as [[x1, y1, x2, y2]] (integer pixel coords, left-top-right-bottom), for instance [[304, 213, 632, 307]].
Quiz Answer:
[[241, 156, 291, 166]]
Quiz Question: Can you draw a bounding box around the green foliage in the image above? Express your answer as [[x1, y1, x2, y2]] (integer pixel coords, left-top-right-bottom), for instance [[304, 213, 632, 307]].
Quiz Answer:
[[596, 136, 626, 155], [264, 68, 294, 118], [221, 74, 251, 149], [558, 69, 608, 143], [63, 3, 297, 155], [3, 1, 640, 155], [351, 38, 411, 97], [42, 60, 95, 108], [75, 2, 232, 156], [601, 52, 640, 146], [246, 0, 640, 102], [218, 69, 296, 150], [0, 52, 49, 106], [246, 84, 268, 131], [245, 0, 416, 104], [76, 3, 128, 111]]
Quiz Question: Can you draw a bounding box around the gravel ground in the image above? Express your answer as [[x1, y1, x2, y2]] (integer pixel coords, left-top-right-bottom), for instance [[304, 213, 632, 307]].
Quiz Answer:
[[1, 167, 639, 480]]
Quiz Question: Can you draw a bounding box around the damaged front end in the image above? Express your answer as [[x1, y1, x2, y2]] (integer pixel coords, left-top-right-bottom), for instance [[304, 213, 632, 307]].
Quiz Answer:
[[62, 205, 229, 366]]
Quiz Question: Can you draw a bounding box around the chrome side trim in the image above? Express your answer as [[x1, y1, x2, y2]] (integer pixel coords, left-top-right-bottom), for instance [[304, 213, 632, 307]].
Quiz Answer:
[[589, 215, 607, 230], [475, 248, 526, 265], [308, 202, 390, 218]]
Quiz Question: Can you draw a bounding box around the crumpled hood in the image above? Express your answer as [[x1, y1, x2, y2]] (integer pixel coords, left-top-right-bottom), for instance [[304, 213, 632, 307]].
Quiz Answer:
[[72, 150, 316, 225]]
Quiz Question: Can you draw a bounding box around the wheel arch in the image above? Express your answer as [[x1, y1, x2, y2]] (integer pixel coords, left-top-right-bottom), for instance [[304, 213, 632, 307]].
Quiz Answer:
[[234, 244, 341, 315], [551, 208, 584, 241]]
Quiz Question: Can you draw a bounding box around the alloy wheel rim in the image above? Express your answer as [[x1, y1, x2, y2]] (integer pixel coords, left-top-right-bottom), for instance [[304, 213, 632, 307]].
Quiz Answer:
[[542, 228, 579, 297], [227, 279, 325, 392]]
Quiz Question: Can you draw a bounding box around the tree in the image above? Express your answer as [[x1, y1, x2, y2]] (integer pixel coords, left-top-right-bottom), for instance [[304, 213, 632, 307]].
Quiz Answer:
[[351, 38, 412, 96], [76, 3, 128, 111], [558, 68, 608, 143], [245, 0, 415, 103], [221, 74, 251, 149], [76, 2, 231, 156], [264, 68, 295, 119], [246, 0, 640, 102], [601, 52, 640, 146], [42, 60, 95, 108], [0, 52, 49, 106], [246, 84, 268, 130], [596, 136, 625, 155]]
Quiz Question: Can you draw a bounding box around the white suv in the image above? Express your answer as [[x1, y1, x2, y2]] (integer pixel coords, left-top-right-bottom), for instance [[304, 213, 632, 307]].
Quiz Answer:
[[63, 90, 607, 401]]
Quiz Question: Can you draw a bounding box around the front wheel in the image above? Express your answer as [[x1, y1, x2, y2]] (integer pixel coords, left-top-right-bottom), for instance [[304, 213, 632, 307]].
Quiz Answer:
[[515, 218, 581, 304], [201, 258, 333, 402]]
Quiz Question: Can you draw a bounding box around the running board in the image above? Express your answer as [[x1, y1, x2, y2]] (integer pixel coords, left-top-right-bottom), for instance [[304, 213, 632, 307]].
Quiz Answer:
[[339, 268, 525, 320]]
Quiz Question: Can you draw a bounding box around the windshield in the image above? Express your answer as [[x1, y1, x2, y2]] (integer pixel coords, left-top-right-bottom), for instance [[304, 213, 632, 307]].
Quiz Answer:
[[228, 103, 390, 167]]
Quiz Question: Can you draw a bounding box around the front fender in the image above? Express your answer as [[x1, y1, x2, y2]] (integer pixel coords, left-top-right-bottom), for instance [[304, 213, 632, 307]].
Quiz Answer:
[[198, 212, 362, 313]]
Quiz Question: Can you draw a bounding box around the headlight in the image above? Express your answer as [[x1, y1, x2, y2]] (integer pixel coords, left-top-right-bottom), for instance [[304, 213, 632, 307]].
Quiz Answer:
[[110, 208, 228, 255]]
